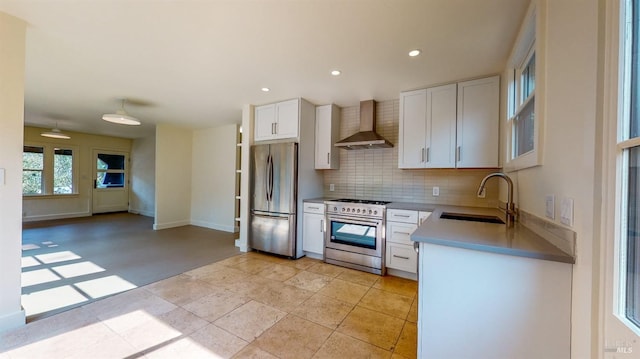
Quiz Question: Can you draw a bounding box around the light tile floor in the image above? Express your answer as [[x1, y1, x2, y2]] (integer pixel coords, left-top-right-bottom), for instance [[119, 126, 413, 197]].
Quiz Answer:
[[1, 252, 418, 359]]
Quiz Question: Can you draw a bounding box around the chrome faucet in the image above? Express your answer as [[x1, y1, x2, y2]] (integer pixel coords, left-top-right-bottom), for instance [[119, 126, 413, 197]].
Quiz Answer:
[[477, 172, 516, 226]]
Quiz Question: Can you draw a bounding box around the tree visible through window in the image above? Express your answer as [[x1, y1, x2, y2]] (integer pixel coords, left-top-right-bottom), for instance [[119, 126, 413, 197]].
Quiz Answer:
[[23, 145, 75, 195], [23, 146, 44, 194], [54, 148, 73, 194]]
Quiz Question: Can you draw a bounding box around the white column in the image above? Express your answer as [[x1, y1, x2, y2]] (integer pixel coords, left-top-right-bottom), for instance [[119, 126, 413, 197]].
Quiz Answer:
[[0, 11, 26, 332]]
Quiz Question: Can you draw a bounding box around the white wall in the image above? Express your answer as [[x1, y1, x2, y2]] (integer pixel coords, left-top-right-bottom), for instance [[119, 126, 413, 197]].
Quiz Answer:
[[505, 1, 599, 357], [0, 11, 26, 332], [154, 124, 193, 229], [22, 126, 132, 221], [191, 124, 237, 232], [131, 133, 156, 217]]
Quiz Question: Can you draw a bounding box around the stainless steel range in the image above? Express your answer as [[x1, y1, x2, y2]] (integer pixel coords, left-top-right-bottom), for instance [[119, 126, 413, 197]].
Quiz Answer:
[[324, 199, 390, 275]]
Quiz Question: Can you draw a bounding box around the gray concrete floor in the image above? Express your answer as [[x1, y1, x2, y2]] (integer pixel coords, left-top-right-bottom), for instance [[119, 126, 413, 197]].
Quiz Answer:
[[21, 212, 240, 322]]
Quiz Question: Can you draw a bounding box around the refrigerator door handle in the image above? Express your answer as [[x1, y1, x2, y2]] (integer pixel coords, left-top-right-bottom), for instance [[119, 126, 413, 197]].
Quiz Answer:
[[267, 154, 274, 202], [266, 154, 272, 202]]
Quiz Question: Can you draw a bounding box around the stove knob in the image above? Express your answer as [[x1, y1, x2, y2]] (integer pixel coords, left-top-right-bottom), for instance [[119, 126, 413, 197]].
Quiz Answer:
[[347, 208, 351, 212], [342, 208, 345, 212], [369, 209, 373, 214], [357, 209, 361, 213], [374, 210, 378, 215], [334, 207, 338, 212]]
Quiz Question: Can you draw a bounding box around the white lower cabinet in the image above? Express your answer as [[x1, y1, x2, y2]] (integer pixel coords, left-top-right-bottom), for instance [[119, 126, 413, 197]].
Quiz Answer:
[[386, 209, 431, 274], [303, 203, 325, 257]]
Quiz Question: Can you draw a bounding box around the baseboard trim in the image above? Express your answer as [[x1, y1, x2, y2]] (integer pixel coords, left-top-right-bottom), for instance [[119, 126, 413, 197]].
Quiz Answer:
[[190, 220, 235, 233], [386, 268, 417, 281], [0, 308, 25, 333], [304, 251, 323, 260], [22, 211, 91, 222], [128, 209, 154, 217], [153, 220, 190, 230]]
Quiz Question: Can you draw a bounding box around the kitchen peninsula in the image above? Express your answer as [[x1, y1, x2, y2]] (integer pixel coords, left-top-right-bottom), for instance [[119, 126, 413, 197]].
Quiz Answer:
[[411, 206, 574, 359]]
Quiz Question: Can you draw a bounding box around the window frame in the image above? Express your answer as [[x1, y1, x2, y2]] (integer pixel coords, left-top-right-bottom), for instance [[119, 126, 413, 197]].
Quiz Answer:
[[504, 3, 542, 171], [22, 145, 45, 195], [605, 0, 640, 337], [23, 142, 79, 197]]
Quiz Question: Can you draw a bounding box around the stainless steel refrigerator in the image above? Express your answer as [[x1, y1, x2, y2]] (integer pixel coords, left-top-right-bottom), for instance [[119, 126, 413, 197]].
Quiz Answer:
[[250, 142, 298, 258]]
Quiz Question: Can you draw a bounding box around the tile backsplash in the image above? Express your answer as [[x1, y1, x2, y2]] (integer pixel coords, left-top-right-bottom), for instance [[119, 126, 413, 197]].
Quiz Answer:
[[322, 99, 500, 207]]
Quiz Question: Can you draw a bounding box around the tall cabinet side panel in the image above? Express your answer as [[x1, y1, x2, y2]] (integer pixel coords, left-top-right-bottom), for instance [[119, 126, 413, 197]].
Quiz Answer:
[[297, 99, 324, 258]]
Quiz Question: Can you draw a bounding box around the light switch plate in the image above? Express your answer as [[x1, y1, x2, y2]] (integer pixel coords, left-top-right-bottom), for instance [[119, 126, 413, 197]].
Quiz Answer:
[[432, 186, 440, 197], [329, 184, 335, 191], [545, 195, 555, 220], [560, 197, 574, 227]]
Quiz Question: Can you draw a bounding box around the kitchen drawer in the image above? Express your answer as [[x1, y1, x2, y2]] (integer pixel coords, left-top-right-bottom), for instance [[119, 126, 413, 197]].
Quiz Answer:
[[386, 243, 417, 273], [387, 209, 418, 224], [304, 202, 325, 214], [387, 221, 418, 245]]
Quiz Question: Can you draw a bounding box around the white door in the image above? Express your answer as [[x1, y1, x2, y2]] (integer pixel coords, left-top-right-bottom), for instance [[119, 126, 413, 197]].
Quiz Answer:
[[92, 150, 129, 214], [302, 212, 324, 255], [254, 104, 276, 141], [315, 105, 332, 169]]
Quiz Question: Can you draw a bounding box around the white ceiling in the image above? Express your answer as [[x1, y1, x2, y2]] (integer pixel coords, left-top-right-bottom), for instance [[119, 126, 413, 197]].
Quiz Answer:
[[0, 0, 530, 139]]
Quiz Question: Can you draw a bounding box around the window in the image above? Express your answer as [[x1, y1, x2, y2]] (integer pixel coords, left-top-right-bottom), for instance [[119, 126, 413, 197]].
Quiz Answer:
[[96, 153, 125, 188], [620, 0, 640, 330], [23, 144, 76, 196], [54, 148, 73, 194], [23, 146, 44, 195], [505, 4, 539, 171]]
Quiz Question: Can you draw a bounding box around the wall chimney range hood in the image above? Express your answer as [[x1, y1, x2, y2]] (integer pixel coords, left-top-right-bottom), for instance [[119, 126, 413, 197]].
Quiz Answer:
[[334, 100, 393, 150]]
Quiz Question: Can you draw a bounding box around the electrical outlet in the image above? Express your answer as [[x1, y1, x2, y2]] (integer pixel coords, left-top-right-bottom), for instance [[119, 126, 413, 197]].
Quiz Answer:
[[329, 184, 335, 191], [560, 197, 574, 227], [432, 186, 440, 197], [477, 188, 486, 198], [545, 195, 555, 220]]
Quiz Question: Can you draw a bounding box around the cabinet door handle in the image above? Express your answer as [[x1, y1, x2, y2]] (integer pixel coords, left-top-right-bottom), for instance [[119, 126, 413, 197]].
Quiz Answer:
[[393, 255, 410, 260], [426, 147, 430, 162], [421, 148, 425, 162], [271, 123, 275, 134], [320, 219, 324, 232], [394, 214, 411, 218], [327, 152, 330, 165], [456, 146, 461, 162], [394, 231, 412, 235], [308, 206, 320, 210]]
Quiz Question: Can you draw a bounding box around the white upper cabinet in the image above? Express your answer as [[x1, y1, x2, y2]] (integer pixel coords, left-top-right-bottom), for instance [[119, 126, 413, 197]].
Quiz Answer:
[[399, 84, 457, 168], [456, 76, 500, 168], [399, 75, 499, 169], [315, 104, 340, 169], [399, 89, 427, 168], [254, 98, 299, 141], [427, 84, 457, 168]]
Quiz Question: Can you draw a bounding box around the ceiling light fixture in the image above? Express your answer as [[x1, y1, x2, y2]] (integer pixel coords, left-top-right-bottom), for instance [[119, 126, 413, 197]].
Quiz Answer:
[[331, 70, 341, 76], [409, 49, 421, 57], [261, 87, 270, 92], [41, 123, 71, 139], [102, 98, 141, 126]]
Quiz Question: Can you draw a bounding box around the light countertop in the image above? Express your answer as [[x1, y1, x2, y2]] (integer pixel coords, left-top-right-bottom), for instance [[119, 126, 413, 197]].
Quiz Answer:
[[411, 205, 575, 264]]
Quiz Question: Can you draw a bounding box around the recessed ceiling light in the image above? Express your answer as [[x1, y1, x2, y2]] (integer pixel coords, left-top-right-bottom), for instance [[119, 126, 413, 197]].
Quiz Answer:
[[331, 70, 341, 76], [261, 87, 270, 92], [409, 49, 421, 57]]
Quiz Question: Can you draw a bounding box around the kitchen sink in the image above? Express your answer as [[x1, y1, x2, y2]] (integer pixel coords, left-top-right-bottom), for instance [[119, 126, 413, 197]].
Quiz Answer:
[[439, 212, 505, 224]]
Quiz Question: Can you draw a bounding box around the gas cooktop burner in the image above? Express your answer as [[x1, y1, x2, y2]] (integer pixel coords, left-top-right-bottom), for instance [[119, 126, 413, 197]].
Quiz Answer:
[[331, 198, 391, 205]]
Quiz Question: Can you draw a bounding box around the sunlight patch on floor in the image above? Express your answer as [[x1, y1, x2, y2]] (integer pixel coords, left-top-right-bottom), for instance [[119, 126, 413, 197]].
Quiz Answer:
[[21, 256, 41, 268], [21, 285, 89, 316], [35, 250, 81, 264], [52, 261, 106, 279], [75, 275, 137, 299], [21, 268, 61, 287]]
